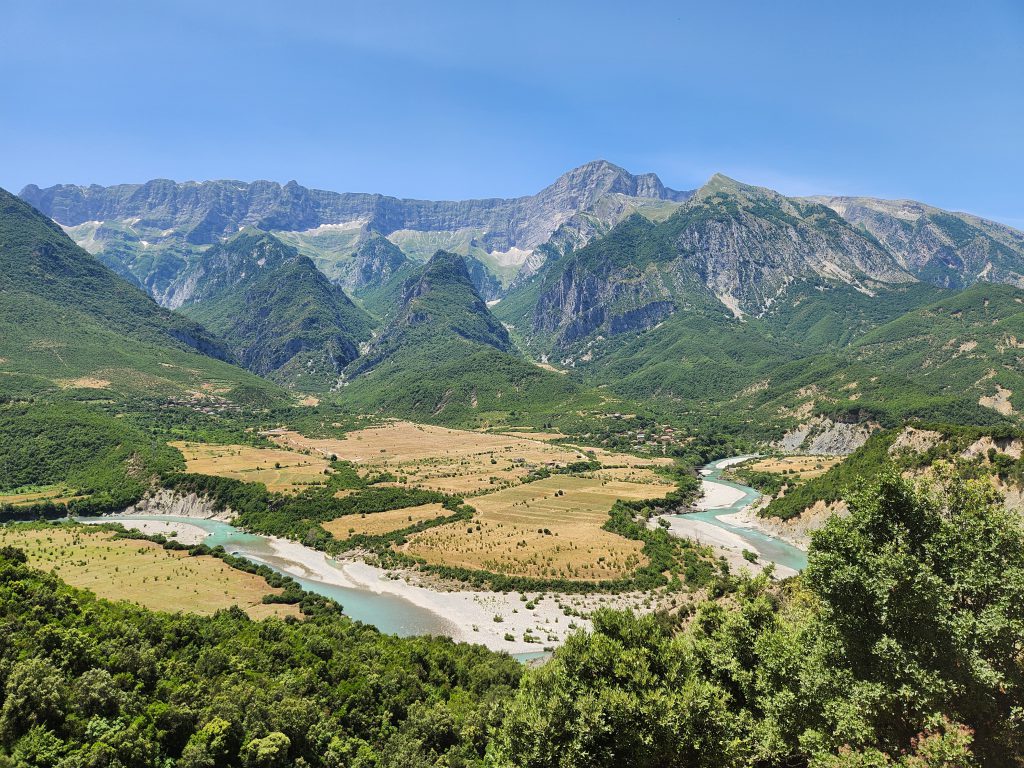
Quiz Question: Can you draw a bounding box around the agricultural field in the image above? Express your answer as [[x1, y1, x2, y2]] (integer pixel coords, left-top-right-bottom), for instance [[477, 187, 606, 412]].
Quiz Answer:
[[0, 525, 300, 619], [402, 474, 675, 580], [267, 420, 671, 494], [323, 502, 450, 538], [748, 455, 843, 480], [171, 440, 330, 493], [0, 484, 83, 507]]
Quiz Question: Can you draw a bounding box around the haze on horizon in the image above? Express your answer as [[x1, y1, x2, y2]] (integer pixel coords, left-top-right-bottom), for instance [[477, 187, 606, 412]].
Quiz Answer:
[[2, 0, 1022, 227]]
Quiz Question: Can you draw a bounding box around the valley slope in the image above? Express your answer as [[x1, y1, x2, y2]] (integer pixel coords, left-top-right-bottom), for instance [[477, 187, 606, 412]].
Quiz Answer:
[[0, 188, 284, 405]]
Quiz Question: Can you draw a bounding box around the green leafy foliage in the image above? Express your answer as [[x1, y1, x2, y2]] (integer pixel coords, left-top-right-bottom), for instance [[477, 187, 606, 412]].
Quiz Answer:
[[490, 472, 1024, 766], [0, 544, 521, 767], [0, 402, 184, 517]]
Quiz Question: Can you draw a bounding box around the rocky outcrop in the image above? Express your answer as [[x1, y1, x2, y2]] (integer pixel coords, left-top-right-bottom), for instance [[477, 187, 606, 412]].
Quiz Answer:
[[463, 256, 504, 302], [888, 427, 943, 456], [341, 234, 409, 292], [121, 489, 232, 520], [960, 435, 1024, 460], [515, 175, 916, 353], [775, 417, 875, 455], [744, 497, 849, 549], [531, 241, 680, 345], [808, 195, 1024, 289]]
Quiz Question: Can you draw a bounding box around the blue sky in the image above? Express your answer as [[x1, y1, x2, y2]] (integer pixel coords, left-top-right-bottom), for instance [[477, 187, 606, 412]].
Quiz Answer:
[[2, 1, 1022, 226]]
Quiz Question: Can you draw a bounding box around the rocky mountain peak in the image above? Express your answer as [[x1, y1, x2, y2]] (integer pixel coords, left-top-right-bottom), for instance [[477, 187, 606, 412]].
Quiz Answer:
[[538, 160, 690, 208], [695, 173, 780, 202], [404, 250, 482, 306]]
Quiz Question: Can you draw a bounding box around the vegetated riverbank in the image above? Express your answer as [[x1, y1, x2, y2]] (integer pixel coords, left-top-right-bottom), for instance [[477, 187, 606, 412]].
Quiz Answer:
[[68, 450, 812, 652], [653, 456, 809, 578]]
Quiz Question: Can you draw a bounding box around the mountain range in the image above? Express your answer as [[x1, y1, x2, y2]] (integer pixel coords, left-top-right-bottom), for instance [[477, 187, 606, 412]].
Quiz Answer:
[[10, 160, 1024, 434], [20, 160, 691, 303]]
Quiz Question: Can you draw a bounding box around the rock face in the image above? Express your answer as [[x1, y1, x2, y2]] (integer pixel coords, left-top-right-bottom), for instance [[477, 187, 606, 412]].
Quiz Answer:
[[503, 175, 919, 355], [22, 160, 689, 248], [774, 418, 875, 455], [20, 160, 692, 302], [341, 234, 410, 293], [808, 196, 1024, 289], [121, 489, 231, 520]]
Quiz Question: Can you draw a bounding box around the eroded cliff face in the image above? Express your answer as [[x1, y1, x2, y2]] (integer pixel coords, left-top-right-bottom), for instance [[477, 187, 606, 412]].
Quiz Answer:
[[121, 489, 232, 520], [532, 257, 680, 346], [516, 175, 915, 354], [774, 417, 876, 455], [809, 196, 1024, 289]]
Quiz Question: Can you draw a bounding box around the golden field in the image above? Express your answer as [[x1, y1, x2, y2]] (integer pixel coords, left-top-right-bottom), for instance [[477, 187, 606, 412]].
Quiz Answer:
[[748, 455, 842, 480], [323, 502, 450, 538], [267, 421, 671, 494], [171, 441, 330, 493], [0, 526, 300, 619], [402, 474, 674, 580]]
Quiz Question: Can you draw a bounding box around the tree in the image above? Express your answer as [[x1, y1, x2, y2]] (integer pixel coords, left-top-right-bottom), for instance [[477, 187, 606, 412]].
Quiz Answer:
[[487, 609, 746, 768], [179, 717, 243, 768], [0, 658, 65, 740], [803, 471, 1024, 764], [242, 732, 291, 768]]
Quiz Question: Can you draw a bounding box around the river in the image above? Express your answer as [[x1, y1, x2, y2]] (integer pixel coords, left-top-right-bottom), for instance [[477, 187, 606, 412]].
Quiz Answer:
[[94, 515, 460, 637], [90, 514, 551, 661], [90, 458, 805, 651], [675, 456, 808, 573]]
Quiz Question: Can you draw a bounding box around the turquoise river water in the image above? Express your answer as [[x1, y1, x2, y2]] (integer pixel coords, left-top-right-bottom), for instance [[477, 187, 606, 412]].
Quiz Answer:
[[677, 456, 809, 572], [93, 457, 803, 656], [96, 515, 459, 638]]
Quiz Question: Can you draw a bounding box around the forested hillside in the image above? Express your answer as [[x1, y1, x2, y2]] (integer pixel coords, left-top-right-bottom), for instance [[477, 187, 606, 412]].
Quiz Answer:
[[177, 233, 375, 389], [339, 251, 590, 425], [0, 189, 286, 405]]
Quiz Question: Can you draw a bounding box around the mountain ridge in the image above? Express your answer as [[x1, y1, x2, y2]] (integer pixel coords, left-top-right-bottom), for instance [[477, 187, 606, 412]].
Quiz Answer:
[[0, 187, 285, 404], [20, 160, 692, 310], [175, 232, 375, 388]]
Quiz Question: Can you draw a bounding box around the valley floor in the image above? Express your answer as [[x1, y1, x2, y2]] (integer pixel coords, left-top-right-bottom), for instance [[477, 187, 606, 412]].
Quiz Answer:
[[95, 449, 809, 653], [99, 511, 687, 654]]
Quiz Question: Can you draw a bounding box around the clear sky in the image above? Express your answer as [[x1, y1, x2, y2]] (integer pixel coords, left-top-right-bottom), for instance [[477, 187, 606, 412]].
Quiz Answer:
[[2, 1, 1022, 226]]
